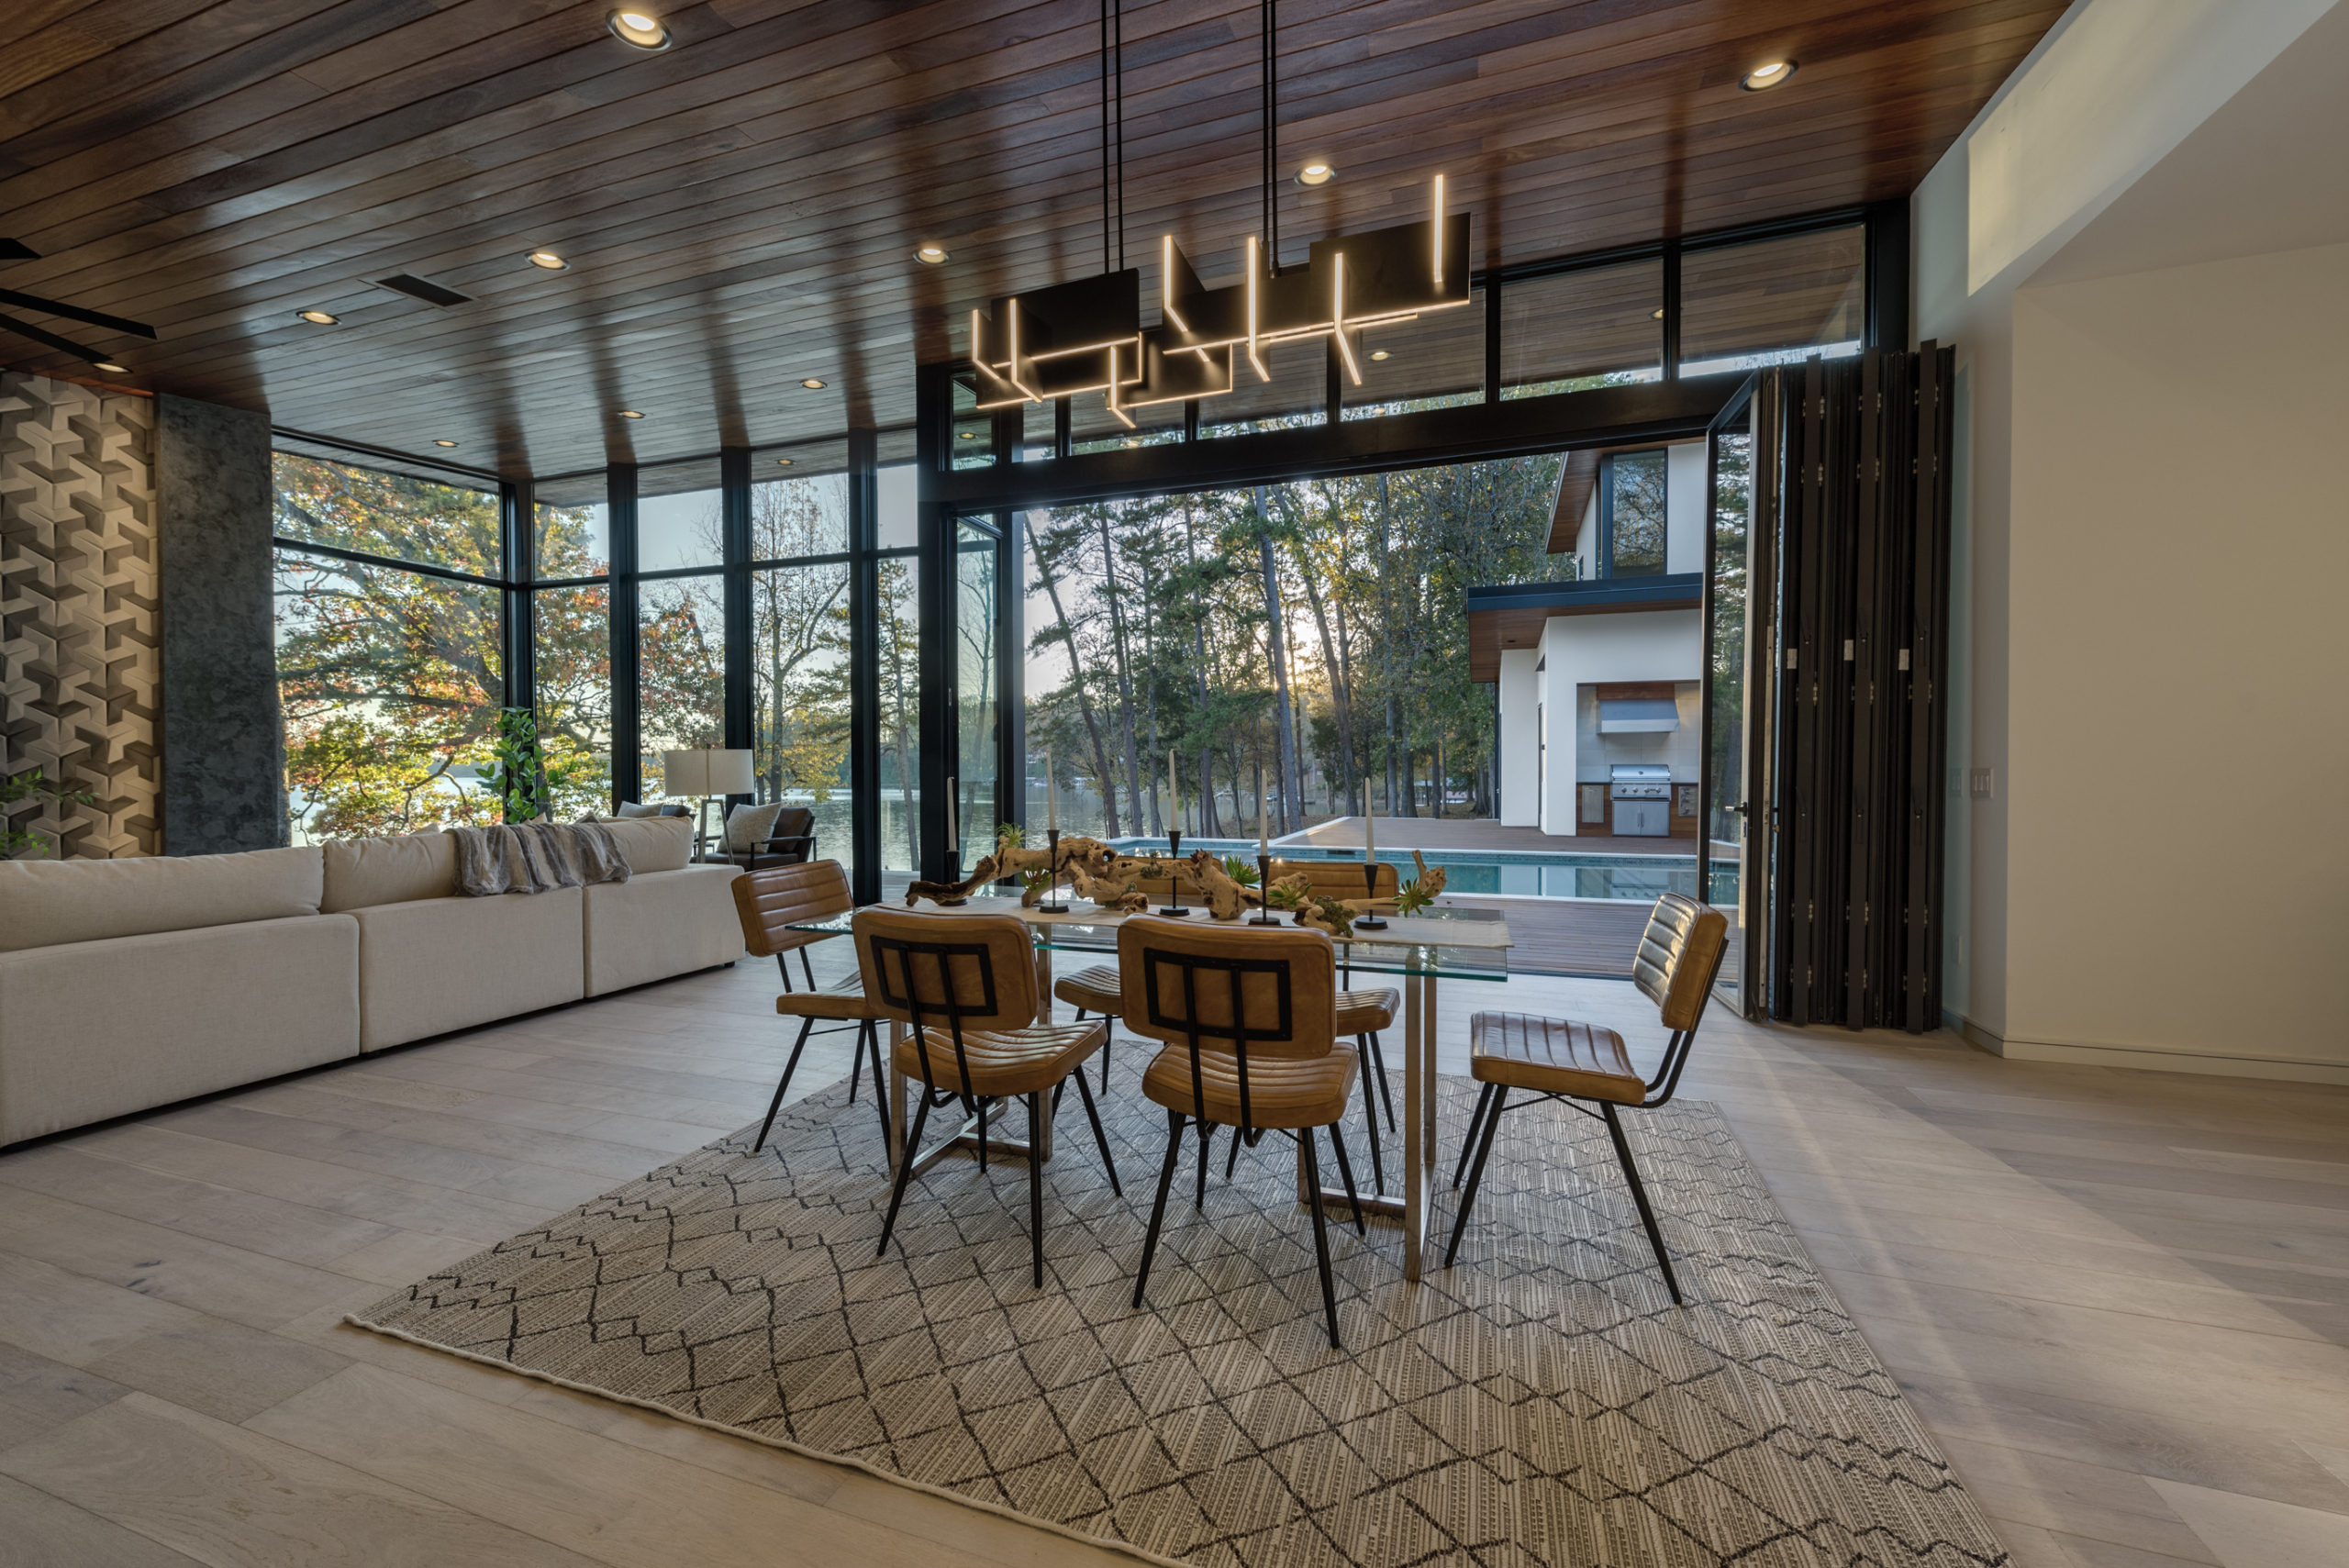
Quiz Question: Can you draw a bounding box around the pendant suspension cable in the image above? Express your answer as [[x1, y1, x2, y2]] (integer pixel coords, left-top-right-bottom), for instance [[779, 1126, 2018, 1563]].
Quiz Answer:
[[1261, 0, 1276, 274], [1114, 0, 1124, 272], [1101, 0, 1113, 274]]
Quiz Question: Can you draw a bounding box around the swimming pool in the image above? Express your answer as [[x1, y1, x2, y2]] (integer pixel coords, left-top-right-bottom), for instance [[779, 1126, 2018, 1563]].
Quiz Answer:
[[1102, 838, 1737, 904]]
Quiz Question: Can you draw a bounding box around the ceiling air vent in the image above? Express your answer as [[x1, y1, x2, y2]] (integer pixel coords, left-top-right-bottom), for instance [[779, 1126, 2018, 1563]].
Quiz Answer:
[[373, 273, 472, 306]]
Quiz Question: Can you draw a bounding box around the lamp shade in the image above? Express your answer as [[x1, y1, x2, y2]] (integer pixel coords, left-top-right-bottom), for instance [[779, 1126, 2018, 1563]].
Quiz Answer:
[[662, 748, 755, 795]]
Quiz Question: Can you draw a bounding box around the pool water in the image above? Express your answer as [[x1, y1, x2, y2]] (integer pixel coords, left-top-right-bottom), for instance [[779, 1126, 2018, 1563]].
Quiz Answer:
[[1102, 838, 1737, 904]]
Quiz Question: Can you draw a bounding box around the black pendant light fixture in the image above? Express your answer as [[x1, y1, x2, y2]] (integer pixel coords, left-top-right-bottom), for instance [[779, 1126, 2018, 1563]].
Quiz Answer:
[[966, 1, 1471, 425]]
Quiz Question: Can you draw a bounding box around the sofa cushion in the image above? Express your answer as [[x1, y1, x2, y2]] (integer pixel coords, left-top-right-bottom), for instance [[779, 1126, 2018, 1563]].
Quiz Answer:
[[596, 816, 693, 874], [721, 801, 786, 853], [320, 831, 457, 913], [0, 846, 324, 954], [583, 866, 748, 997], [351, 887, 585, 1051], [613, 801, 688, 818], [0, 915, 361, 1145]]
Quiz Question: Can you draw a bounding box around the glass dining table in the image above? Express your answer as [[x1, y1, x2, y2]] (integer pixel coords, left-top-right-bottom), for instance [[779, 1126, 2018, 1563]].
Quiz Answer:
[[785, 895, 1512, 1281]]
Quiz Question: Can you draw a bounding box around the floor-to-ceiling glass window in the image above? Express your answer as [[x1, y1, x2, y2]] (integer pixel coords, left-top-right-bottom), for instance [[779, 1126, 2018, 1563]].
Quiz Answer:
[[532, 473, 612, 816], [876, 462, 922, 885], [749, 442, 853, 875], [1705, 411, 1754, 1006], [634, 460, 725, 806], [269, 448, 507, 842], [955, 517, 1001, 859]]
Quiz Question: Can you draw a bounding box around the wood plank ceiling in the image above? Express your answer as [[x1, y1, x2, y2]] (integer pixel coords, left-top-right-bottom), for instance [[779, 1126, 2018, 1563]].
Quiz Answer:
[[0, 0, 2064, 480]]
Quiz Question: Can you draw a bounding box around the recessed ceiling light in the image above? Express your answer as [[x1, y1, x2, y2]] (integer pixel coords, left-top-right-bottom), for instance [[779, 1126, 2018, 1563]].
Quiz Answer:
[[1369, 350, 1390, 361], [958, 431, 978, 439], [800, 377, 826, 389], [433, 439, 459, 448], [1740, 60, 1796, 91], [915, 245, 949, 264], [618, 409, 644, 419], [1296, 162, 1335, 186], [296, 309, 340, 325], [93, 361, 128, 373], [526, 250, 569, 271], [607, 9, 670, 49], [1651, 307, 1665, 320], [774, 457, 794, 466]]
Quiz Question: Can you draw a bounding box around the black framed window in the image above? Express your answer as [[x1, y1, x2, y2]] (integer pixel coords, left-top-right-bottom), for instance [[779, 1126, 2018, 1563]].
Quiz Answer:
[[268, 445, 510, 842]]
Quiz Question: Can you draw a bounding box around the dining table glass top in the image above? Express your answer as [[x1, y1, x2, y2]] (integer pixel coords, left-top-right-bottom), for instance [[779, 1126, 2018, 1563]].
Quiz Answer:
[[785, 895, 1511, 982]]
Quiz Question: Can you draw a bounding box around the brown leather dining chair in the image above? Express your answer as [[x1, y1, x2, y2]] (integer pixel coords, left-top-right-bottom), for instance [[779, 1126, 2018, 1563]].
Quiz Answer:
[[1442, 892, 1729, 1303], [731, 862, 889, 1150], [1119, 917, 1366, 1349], [1272, 857, 1404, 1152], [860, 906, 1122, 1289]]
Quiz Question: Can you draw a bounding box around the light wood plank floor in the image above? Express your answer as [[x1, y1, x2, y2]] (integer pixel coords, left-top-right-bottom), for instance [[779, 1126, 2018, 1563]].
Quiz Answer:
[[3, 941, 2345, 1568]]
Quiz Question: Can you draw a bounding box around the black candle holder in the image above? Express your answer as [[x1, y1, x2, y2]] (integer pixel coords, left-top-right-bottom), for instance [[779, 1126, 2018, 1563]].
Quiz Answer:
[[1038, 827, 1068, 913], [1249, 851, 1281, 926], [1354, 857, 1388, 930], [1159, 829, 1190, 916]]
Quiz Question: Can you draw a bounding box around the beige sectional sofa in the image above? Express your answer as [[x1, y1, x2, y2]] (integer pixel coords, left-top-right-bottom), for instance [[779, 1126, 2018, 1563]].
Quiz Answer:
[[0, 817, 745, 1146]]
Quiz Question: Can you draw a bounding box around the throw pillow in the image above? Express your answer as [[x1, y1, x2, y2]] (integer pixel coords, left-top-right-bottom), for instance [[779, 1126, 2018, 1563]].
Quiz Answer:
[[723, 801, 787, 854], [615, 800, 666, 818]]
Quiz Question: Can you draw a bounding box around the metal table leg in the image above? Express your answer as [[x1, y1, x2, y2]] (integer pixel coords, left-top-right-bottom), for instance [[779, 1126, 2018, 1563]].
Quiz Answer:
[[1402, 969, 1428, 1281]]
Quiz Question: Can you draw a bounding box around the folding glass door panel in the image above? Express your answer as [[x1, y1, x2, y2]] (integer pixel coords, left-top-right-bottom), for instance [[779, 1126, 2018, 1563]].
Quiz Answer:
[[1704, 381, 1768, 1013]]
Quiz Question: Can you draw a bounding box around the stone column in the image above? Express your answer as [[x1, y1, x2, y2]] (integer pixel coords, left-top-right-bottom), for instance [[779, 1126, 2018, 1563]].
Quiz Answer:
[[156, 394, 285, 854]]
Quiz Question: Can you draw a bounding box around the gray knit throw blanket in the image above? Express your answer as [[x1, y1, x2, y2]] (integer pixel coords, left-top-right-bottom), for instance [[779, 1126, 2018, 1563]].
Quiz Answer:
[[450, 821, 632, 896]]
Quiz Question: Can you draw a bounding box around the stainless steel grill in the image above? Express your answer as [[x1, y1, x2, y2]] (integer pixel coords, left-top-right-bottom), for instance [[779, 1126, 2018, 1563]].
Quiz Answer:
[[1609, 763, 1672, 836]]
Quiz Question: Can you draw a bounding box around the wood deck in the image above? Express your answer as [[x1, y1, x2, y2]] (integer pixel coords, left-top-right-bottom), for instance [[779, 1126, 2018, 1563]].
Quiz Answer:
[[1436, 896, 1653, 976]]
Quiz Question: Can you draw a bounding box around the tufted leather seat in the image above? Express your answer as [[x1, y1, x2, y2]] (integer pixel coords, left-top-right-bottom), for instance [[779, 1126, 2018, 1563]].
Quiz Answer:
[[1141, 1040, 1360, 1129], [1446, 893, 1729, 1304], [1465, 1013, 1642, 1103], [1335, 985, 1397, 1035]]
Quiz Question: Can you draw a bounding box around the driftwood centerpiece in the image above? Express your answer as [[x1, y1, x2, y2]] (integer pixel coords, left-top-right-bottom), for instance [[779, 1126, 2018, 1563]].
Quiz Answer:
[[905, 832, 1174, 914]]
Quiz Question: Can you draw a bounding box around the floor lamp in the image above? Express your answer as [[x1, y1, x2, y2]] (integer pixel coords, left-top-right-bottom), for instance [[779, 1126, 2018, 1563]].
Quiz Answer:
[[662, 748, 755, 859]]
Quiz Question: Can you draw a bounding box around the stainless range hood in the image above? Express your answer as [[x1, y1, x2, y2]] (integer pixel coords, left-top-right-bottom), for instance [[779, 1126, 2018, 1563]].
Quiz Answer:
[[1598, 696, 1679, 733]]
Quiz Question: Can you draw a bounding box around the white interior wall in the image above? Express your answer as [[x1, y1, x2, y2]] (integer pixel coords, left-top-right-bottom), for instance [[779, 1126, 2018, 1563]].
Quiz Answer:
[[1914, 0, 2347, 1081]]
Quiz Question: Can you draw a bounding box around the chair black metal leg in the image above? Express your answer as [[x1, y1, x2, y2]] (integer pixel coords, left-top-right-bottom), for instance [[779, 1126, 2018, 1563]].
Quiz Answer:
[[1357, 1039, 1385, 1195], [974, 1095, 988, 1174], [1300, 1128, 1340, 1349], [863, 1021, 890, 1143], [800, 949, 817, 990], [1453, 1082, 1499, 1189], [1028, 1092, 1046, 1289], [774, 954, 794, 993], [1133, 1109, 1186, 1308], [1195, 1120, 1215, 1208], [1602, 1101, 1682, 1305], [1100, 1034, 1113, 1093], [754, 1015, 817, 1152], [1071, 1065, 1121, 1195], [875, 1091, 934, 1258], [1223, 1121, 1243, 1181], [1367, 1031, 1397, 1131], [1326, 1123, 1365, 1237], [848, 1026, 865, 1105], [1442, 1087, 1507, 1268]]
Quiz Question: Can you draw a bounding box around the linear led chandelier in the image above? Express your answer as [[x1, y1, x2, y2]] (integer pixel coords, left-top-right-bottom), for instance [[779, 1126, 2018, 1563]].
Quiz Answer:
[[967, 0, 1471, 427]]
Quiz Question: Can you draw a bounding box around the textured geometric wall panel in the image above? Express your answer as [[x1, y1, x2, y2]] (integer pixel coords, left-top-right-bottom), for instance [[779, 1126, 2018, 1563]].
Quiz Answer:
[[1, 371, 161, 859]]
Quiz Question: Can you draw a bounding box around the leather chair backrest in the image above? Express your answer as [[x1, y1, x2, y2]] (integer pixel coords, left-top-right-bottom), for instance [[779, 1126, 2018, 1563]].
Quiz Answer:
[[731, 860, 850, 958], [852, 906, 1038, 1030], [775, 806, 815, 839], [1631, 892, 1731, 1031], [1270, 859, 1398, 899], [1116, 915, 1337, 1062]]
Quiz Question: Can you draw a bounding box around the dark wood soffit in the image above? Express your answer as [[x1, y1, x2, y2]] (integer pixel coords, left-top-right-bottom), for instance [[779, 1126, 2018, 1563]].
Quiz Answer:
[[0, 0, 2065, 478], [1466, 595, 1702, 682], [1547, 437, 1702, 554]]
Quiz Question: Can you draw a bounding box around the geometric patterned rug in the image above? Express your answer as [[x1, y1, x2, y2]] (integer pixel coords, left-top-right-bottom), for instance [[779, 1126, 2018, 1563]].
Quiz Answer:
[[351, 1057, 2010, 1568]]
